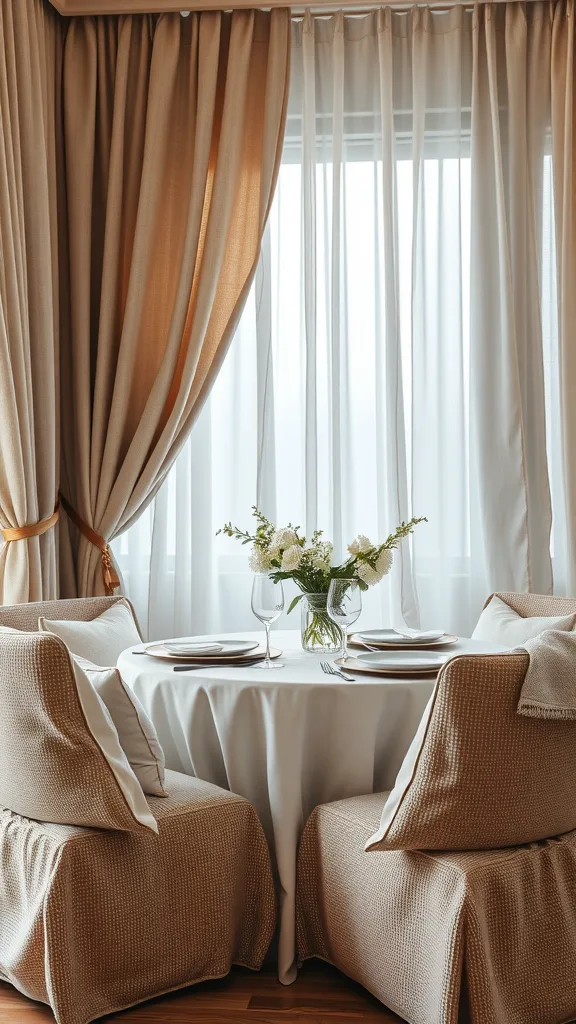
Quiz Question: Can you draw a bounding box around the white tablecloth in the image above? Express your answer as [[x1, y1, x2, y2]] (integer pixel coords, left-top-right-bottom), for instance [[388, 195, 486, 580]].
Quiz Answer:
[[117, 630, 506, 983]]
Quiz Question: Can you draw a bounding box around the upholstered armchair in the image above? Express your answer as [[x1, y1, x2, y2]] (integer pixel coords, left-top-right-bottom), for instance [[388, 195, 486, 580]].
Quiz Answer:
[[0, 605, 276, 1024], [296, 649, 576, 1024]]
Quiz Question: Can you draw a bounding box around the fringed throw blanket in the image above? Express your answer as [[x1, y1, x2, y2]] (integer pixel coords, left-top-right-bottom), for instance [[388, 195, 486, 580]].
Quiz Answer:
[[518, 629, 576, 720]]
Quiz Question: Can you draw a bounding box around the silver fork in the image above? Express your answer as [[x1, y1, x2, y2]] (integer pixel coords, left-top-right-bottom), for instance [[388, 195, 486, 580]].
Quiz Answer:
[[352, 640, 381, 652], [320, 660, 356, 682]]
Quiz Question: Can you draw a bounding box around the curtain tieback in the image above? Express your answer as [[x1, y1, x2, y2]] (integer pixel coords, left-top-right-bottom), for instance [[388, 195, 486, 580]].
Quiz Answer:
[[1, 501, 60, 542], [59, 492, 120, 596]]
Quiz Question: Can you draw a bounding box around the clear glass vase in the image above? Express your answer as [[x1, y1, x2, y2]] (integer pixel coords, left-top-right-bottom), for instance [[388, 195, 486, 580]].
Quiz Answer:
[[300, 593, 344, 654]]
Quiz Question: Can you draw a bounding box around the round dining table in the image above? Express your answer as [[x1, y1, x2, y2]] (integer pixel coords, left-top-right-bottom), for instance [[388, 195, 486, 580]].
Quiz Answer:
[[117, 629, 506, 984]]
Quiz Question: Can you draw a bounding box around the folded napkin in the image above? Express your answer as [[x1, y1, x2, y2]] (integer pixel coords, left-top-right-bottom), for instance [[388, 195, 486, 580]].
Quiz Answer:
[[517, 629, 576, 720]]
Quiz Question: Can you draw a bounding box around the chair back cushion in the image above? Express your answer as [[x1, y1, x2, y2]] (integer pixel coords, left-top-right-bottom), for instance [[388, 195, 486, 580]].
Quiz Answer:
[[0, 596, 135, 631], [38, 598, 141, 665], [472, 593, 576, 645], [0, 631, 157, 833], [366, 650, 576, 851], [486, 592, 576, 618]]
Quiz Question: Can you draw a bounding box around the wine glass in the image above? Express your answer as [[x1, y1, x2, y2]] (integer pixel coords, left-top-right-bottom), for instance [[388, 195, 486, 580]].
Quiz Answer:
[[327, 578, 362, 661], [251, 575, 285, 669]]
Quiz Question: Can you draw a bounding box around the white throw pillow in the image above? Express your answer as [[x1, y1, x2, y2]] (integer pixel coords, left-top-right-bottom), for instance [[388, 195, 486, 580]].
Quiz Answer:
[[75, 657, 167, 797], [38, 599, 141, 666], [69, 657, 158, 832], [472, 595, 576, 646]]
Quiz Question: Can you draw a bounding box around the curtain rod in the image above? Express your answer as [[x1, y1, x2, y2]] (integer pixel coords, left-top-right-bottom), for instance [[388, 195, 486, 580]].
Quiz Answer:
[[48, 0, 547, 14], [289, 0, 524, 11]]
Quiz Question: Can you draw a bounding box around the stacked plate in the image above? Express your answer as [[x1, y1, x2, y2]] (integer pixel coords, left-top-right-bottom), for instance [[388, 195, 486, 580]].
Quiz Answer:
[[349, 628, 457, 650], [143, 638, 281, 666], [342, 628, 458, 676]]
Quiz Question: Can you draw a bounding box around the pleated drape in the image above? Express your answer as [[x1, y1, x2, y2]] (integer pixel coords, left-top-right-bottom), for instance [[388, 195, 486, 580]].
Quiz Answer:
[[58, 9, 290, 596], [551, 0, 576, 593], [0, 0, 62, 604]]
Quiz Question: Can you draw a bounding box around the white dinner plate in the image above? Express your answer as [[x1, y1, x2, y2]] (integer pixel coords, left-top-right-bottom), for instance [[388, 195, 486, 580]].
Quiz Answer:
[[146, 639, 260, 661], [357, 629, 446, 645], [164, 642, 224, 655], [147, 645, 282, 665], [350, 630, 457, 650], [351, 649, 450, 674]]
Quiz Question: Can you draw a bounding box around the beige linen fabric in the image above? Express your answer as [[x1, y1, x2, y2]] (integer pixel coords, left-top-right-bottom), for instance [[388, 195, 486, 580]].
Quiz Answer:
[[0, 0, 63, 604], [0, 630, 156, 833], [472, 594, 576, 644], [483, 591, 576, 619], [518, 629, 576, 720], [551, 2, 576, 594], [58, 10, 290, 597], [0, 770, 276, 1024], [39, 596, 142, 663], [0, 594, 138, 632], [366, 652, 576, 851], [296, 793, 576, 1024]]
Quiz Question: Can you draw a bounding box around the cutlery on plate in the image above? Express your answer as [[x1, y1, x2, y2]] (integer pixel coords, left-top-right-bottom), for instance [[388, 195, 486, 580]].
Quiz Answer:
[[131, 642, 166, 654], [320, 660, 356, 682]]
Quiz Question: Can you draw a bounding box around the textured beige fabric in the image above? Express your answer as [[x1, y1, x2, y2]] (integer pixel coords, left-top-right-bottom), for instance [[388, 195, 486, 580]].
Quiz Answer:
[[0, 630, 155, 833], [366, 651, 576, 851], [518, 629, 576, 719], [296, 792, 576, 1024], [472, 594, 576, 644], [0, 0, 63, 605], [0, 601, 158, 793], [0, 770, 276, 1024], [39, 596, 142, 663], [58, 10, 290, 597], [0, 595, 140, 633], [551, 3, 576, 595], [483, 591, 576, 618]]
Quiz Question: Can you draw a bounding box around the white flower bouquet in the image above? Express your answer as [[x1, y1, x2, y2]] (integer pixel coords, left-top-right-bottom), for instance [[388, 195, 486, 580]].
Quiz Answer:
[[218, 508, 426, 651]]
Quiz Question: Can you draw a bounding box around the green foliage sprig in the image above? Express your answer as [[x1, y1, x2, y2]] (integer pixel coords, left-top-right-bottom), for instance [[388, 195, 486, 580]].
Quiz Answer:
[[218, 507, 427, 612]]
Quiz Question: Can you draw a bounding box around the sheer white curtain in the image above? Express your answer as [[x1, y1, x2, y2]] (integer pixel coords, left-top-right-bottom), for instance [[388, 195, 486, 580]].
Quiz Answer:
[[113, 3, 565, 641]]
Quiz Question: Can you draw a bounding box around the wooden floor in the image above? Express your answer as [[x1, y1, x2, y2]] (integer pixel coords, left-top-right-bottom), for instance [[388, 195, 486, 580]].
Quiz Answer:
[[0, 961, 404, 1023]]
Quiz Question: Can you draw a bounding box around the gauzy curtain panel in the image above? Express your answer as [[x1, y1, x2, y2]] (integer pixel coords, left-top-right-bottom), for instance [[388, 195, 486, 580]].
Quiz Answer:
[[58, 9, 290, 597], [114, 2, 575, 640], [0, 0, 62, 604]]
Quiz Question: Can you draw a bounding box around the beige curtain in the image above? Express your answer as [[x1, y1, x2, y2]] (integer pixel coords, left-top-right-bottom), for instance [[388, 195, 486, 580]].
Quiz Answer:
[[551, 0, 576, 593], [0, 0, 62, 604], [58, 9, 290, 596]]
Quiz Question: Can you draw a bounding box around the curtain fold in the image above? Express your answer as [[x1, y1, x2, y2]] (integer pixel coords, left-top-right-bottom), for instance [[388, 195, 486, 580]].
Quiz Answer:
[[469, 2, 554, 599], [0, 0, 62, 604], [59, 8, 290, 597], [551, 0, 576, 594]]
